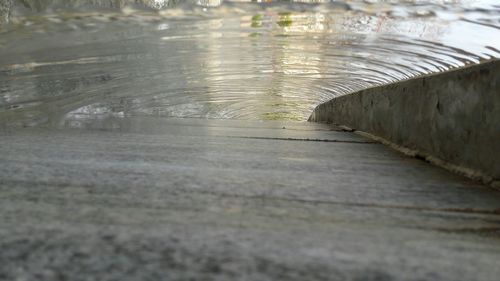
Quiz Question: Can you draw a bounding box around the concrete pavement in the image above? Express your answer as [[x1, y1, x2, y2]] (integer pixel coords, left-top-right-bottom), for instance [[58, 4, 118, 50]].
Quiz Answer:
[[0, 117, 499, 280]]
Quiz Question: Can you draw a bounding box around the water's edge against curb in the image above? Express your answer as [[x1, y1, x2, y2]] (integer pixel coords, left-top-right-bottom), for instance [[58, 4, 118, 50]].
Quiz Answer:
[[309, 59, 500, 189]]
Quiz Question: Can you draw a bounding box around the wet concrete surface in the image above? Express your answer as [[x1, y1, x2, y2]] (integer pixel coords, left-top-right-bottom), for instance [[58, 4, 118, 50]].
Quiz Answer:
[[0, 117, 500, 280]]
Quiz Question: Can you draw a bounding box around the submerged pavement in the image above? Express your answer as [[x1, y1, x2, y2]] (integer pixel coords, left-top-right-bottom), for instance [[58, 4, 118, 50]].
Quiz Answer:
[[0, 117, 499, 280]]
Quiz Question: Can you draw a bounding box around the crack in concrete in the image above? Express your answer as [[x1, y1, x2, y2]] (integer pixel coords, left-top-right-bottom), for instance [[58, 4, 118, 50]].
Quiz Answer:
[[226, 136, 377, 144]]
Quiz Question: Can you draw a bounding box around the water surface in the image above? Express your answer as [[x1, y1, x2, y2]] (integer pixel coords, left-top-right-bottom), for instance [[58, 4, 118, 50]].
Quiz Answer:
[[0, 0, 499, 126]]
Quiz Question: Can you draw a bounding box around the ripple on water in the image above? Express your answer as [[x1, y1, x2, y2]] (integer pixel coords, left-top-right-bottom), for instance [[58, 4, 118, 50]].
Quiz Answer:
[[0, 0, 499, 125]]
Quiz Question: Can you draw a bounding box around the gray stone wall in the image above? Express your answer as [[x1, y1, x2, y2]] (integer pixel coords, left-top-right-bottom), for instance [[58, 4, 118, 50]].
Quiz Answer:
[[309, 59, 500, 187]]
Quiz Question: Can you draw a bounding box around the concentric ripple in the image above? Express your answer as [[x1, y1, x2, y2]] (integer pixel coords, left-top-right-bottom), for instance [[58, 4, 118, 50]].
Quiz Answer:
[[0, 0, 499, 125]]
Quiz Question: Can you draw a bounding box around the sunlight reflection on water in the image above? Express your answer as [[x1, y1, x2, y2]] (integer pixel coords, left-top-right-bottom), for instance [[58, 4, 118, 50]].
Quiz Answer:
[[0, 0, 499, 125]]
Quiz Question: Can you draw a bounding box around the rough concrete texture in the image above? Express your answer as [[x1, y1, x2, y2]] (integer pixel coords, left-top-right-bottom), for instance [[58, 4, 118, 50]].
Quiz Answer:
[[1, 117, 500, 280], [0, 0, 12, 23], [309, 59, 500, 186]]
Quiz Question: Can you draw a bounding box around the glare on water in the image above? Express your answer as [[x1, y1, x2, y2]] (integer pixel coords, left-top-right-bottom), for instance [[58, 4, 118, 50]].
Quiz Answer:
[[0, 0, 499, 125]]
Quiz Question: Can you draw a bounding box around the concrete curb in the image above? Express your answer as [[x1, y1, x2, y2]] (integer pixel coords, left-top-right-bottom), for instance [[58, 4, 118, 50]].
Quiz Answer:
[[309, 59, 500, 188]]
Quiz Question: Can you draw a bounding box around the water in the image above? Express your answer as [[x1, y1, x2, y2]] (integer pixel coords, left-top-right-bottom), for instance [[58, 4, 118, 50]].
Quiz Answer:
[[0, 0, 499, 126]]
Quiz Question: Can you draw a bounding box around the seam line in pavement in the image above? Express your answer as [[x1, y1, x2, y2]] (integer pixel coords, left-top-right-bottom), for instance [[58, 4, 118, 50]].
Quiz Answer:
[[226, 136, 377, 144]]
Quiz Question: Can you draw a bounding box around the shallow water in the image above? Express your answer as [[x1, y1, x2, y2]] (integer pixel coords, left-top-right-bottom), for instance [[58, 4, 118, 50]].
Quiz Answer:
[[0, 0, 499, 125]]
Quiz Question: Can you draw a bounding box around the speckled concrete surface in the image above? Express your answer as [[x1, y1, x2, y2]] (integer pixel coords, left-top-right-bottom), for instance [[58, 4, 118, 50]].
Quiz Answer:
[[0, 118, 499, 280]]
